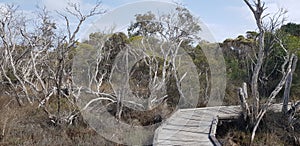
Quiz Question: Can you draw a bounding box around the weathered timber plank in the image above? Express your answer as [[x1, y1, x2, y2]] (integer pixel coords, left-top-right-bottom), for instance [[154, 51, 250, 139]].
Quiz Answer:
[[157, 130, 209, 139], [177, 111, 215, 119], [154, 104, 285, 146], [170, 115, 214, 123], [156, 133, 210, 142], [179, 106, 241, 119], [161, 124, 211, 134], [180, 106, 241, 115], [164, 113, 213, 123], [166, 122, 211, 128]]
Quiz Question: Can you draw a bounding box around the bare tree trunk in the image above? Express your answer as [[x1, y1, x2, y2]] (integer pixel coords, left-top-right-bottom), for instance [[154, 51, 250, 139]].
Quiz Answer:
[[282, 56, 298, 114], [250, 54, 298, 144], [242, 0, 298, 144], [282, 72, 292, 114], [239, 82, 250, 121], [244, 0, 265, 120]]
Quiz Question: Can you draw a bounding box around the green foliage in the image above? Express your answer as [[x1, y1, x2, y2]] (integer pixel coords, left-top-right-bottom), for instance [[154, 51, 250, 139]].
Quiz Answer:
[[83, 32, 129, 81], [129, 35, 143, 42], [221, 22, 300, 103], [127, 5, 201, 44], [75, 43, 97, 61], [279, 25, 300, 96], [127, 11, 160, 37], [281, 22, 300, 37], [246, 31, 259, 40], [278, 25, 300, 99], [282, 34, 300, 55], [191, 45, 209, 72], [226, 59, 247, 81], [174, 6, 201, 36], [221, 35, 254, 82]]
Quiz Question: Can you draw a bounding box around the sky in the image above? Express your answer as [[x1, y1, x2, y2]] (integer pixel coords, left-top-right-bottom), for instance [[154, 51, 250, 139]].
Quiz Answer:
[[0, 0, 299, 42]]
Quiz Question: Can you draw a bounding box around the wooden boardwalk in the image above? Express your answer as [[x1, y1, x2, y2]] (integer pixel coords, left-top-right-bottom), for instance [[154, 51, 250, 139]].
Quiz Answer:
[[153, 104, 285, 146]]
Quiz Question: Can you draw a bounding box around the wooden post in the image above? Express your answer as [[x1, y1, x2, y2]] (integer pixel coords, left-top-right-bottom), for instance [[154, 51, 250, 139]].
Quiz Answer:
[[209, 117, 222, 146], [239, 82, 250, 120]]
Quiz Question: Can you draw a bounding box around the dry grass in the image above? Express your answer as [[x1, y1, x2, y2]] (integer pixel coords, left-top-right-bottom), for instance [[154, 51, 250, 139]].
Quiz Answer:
[[0, 91, 171, 146], [0, 94, 117, 146], [217, 112, 300, 146]]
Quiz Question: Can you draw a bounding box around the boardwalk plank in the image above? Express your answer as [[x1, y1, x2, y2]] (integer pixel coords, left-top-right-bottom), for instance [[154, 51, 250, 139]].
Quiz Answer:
[[154, 104, 284, 146], [162, 124, 211, 134], [157, 130, 209, 139], [166, 117, 213, 125], [156, 134, 210, 142]]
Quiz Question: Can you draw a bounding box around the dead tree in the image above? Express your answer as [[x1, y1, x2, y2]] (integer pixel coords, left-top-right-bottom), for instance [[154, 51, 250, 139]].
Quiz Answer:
[[0, 4, 33, 106], [239, 0, 299, 144], [0, 1, 106, 125], [51, 1, 106, 123]]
